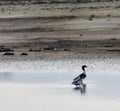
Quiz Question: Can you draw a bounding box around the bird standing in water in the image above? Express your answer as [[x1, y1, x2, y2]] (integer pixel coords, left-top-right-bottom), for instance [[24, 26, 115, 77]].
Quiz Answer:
[[72, 65, 87, 87]]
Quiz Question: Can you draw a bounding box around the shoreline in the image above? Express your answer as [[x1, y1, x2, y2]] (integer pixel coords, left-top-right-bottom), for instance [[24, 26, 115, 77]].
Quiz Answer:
[[0, 3, 119, 60]]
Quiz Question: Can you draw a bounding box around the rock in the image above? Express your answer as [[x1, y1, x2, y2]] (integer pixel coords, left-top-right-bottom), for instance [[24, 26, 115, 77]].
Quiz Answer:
[[20, 52, 28, 55], [29, 49, 41, 52], [64, 49, 71, 51], [43, 47, 56, 51], [3, 52, 14, 55]]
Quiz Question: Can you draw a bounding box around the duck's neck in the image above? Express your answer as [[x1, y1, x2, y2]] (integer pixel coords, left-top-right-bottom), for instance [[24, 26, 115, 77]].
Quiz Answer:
[[83, 69, 86, 75]]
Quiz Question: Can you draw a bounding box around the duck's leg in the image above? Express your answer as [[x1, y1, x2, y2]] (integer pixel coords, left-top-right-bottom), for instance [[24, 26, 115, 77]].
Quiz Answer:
[[79, 80, 82, 88], [81, 79, 83, 85], [79, 84, 80, 88]]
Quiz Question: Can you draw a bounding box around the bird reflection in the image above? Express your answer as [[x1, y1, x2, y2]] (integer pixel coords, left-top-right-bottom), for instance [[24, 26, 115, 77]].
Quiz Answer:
[[73, 84, 86, 95]]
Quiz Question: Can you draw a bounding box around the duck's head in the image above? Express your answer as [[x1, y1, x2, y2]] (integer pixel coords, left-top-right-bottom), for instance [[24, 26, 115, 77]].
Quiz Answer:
[[82, 65, 87, 71]]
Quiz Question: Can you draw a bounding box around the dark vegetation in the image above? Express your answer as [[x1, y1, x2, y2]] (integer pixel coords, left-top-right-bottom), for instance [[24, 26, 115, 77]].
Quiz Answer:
[[0, 0, 119, 5]]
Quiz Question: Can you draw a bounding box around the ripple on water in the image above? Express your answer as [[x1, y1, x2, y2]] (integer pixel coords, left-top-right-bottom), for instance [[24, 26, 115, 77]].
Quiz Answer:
[[0, 58, 120, 74]]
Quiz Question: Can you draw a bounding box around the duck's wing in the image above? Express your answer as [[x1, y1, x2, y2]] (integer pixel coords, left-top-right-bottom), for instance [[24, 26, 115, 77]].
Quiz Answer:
[[73, 75, 80, 82], [72, 80, 81, 85], [72, 75, 82, 85], [80, 73, 87, 79]]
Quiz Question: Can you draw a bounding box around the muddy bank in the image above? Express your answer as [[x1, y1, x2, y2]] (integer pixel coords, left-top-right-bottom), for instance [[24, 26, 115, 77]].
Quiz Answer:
[[0, 38, 120, 60], [2, 38, 120, 52], [0, 4, 119, 60]]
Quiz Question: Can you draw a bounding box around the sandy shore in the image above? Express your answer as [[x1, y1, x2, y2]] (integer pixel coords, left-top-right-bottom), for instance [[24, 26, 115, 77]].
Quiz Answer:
[[0, 3, 120, 60]]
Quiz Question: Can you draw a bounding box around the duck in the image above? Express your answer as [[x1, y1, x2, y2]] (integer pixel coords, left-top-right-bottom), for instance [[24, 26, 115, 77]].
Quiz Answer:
[[72, 65, 87, 87]]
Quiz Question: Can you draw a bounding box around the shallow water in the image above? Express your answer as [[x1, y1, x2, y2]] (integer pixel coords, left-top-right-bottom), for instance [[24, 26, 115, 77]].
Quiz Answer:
[[0, 58, 120, 111], [0, 58, 120, 73]]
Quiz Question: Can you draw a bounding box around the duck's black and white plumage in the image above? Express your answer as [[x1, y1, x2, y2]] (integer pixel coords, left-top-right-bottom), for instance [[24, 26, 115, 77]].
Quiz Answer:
[[72, 65, 87, 86]]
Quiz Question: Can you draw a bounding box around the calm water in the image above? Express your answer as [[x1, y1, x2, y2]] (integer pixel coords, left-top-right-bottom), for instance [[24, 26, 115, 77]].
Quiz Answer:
[[0, 58, 120, 111]]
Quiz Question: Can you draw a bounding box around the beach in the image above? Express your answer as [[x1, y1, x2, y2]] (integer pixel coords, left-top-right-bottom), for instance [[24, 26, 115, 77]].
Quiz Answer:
[[0, 3, 120, 60], [0, 2, 120, 111]]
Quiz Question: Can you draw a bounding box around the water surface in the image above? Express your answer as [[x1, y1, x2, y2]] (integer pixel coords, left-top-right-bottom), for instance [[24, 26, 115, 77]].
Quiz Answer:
[[0, 58, 120, 111]]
